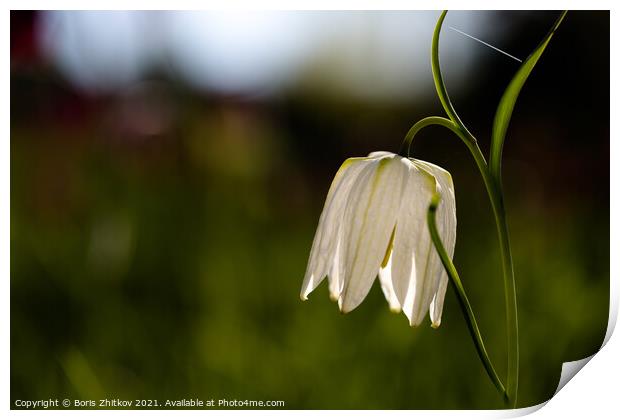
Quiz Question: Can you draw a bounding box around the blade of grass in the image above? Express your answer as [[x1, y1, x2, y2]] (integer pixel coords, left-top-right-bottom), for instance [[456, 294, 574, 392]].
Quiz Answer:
[[489, 11, 567, 181]]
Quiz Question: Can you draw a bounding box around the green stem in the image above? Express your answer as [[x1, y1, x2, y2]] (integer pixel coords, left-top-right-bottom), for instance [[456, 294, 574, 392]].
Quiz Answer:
[[457, 138, 519, 408], [402, 118, 517, 406], [490, 190, 518, 408], [427, 194, 507, 403], [406, 10, 520, 407], [430, 11, 476, 143]]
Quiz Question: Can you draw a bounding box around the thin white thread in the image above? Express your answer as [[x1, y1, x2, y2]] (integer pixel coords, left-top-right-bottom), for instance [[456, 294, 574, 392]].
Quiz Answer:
[[449, 26, 522, 63]]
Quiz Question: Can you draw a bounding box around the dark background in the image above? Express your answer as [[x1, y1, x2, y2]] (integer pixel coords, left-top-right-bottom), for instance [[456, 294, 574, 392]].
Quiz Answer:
[[10, 10, 609, 409]]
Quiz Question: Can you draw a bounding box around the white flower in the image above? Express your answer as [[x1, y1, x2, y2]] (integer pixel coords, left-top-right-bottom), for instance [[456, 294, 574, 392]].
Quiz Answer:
[[300, 151, 456, 327]]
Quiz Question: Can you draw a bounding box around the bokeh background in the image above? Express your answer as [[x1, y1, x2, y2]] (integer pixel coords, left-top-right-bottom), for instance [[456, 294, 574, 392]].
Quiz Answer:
[[10, 10, 609, 409]]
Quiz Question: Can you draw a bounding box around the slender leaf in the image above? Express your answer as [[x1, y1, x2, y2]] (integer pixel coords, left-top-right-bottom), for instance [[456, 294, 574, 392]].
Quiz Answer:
[[489, 11, 567, 180], [431, 10, 475, 143]]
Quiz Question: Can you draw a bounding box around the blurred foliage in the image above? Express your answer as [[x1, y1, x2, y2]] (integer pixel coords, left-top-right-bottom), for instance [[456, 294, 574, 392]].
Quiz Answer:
[[11, 10, 608, 409]]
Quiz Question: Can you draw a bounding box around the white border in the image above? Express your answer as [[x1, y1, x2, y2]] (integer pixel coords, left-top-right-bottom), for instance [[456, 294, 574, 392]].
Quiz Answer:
[[3, 2, 616, 419], [1, 1, 617, 10]]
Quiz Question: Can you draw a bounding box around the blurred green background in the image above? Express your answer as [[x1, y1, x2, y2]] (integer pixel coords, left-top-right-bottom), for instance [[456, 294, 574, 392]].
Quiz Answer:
[[11, 10, 609, 409]]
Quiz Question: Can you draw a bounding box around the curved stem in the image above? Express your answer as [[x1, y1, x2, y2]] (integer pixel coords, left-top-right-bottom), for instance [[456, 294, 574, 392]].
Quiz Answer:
[[400, 117, 492, 213], [400, 116, 466, 157], [427, 193, 508, 403], [410, 10, 520, 407], [490, 191, 518, 408], [403, 117, 518, 406], [431, 11, 477, 146]]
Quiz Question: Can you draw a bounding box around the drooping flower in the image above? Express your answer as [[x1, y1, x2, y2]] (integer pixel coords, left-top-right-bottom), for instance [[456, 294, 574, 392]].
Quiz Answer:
[[300, 151, 456, 327]]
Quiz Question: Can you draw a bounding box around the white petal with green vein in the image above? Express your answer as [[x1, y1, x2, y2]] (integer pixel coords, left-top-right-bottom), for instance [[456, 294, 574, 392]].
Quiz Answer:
[[339, 156, 407, 313], [300, 157, 370, 300], [301, 151, 456, 329]]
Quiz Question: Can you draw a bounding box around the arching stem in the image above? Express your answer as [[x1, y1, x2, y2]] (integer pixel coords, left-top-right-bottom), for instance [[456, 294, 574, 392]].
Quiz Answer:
[[402, 117, 516, 406], [427, 193, 508, 403], [400, 9, 522, 407]]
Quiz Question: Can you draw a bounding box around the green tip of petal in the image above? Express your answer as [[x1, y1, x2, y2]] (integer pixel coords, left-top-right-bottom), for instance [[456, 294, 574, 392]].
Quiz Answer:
[[431, 322, 441, 329], [329, 293, 339, 302], [299, 293, 308, 302], [389, 307, 401, 314]]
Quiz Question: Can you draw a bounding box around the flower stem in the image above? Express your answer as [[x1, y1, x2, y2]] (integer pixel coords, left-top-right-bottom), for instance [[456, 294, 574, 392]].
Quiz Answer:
[[402, 118, 517, 406], [467, 143, 519, 409], [427, 193, 507, 403], [405, 10, 521, 407]]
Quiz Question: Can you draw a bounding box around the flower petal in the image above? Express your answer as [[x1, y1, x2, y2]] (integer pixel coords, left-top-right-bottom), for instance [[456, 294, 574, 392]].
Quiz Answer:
[[338, 156, 408, 313], [367, 151, 396, 159], [300, 157, 371, 300], [390, 161, 438, 326], [414, 160, 457, 327], [327, 234, 343, 300], [379, 253, 401, 313]]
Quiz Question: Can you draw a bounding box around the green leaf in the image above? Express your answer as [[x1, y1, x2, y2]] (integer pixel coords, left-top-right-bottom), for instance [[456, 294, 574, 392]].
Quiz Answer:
[[489, 11, 567, 181]]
